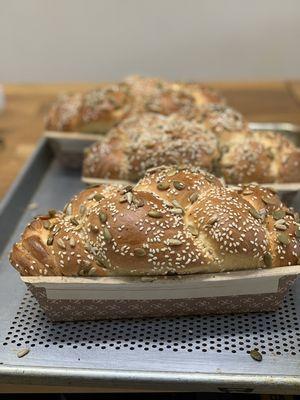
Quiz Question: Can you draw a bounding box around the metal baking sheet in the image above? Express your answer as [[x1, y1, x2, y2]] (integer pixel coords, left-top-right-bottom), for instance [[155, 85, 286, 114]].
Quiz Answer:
[[0, 138, 300, 393]]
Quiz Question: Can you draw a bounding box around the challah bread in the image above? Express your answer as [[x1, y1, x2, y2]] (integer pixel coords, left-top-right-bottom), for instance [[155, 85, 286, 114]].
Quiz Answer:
[[10, 166, 300, 277], [125, 75, 225, 115], [45, 83, 133, 133], [219, 130, 300, 184], [83, 113, 220, 181], [82, 110, 300, 184]]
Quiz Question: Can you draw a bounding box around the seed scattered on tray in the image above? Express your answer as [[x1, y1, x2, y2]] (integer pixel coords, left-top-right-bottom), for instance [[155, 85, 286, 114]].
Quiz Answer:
[[250, 349, 262, 362], [17, 348, 30, 358]]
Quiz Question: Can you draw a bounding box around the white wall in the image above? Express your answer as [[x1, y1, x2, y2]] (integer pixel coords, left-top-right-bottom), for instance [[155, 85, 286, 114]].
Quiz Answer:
[[0, 0, 299, 82]]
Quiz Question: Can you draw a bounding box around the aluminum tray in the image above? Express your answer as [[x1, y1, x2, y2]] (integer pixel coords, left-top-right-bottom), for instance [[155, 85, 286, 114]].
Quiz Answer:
[[0, 138, 300, 394]]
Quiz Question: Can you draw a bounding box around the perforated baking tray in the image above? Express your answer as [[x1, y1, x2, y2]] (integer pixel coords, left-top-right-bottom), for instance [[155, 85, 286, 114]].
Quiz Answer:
[[0, 138, 300, 393]]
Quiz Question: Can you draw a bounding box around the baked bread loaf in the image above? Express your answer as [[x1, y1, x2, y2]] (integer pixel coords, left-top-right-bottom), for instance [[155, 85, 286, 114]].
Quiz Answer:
[[45, 83, 133, 133], [10, 166, 300, 277], [83, 113, 220, 181], [125, 75, 225, 115], [82, 110, 300, 184]]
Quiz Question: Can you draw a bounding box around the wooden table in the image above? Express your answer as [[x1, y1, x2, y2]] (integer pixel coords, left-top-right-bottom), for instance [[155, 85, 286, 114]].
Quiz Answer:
[[1, 81, 300, 199]]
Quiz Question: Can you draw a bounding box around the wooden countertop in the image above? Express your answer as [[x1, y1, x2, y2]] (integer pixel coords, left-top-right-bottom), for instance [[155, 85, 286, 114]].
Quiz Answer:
[[1, 81, 300, 199]]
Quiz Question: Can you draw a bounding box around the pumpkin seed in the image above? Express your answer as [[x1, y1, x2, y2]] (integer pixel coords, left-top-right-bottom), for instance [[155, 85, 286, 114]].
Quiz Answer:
[[103, 227, 112, 242], [48, 209, 56, 217], [43, 220, 51, 230], [263, 252, 272, 267], [93, 193, 104, 201], [173, 180, 185, 190], [273, 210, 286, 220], [188, 225, 198, 236], [47, 235, 54, 246], [99, 211, 107, 223], [249, 208, 261, 219], [88, 267, 98, 276], [64, 203, 72, 215], [250, 349, 262, 362], [148, 210, 163, 218], [168, 239, 182, 246], [278, 233, 290, 245], [262, 196, 277, 205], [157, 182, 170, 190], [57, 238, 66, 249], [189, 192, 198, 204], [134, 248, 146, 257]]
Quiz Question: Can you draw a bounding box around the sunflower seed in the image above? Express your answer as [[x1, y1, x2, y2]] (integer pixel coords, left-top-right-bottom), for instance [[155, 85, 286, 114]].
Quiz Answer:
[[122, 185, 133, 193], [168, 239, 182, 246], [249, 208, 261, 219], [119, 195, 127, 203], [275, 223, 287, 231], [250, 349, 262, 362], [87, 192, 96, 200], [126, 192, 133, 204], [262, 196, 277, 205], [157, 182, 170, 190], [70, 217, 79, 226], [273, 210, 286, 220], [79, 269, 86, 276], [205, 174, 214, 183], [278, 233, 290, 245], [57, 238, 66, 249], [172, 200, 182, 209], [134, 198, 145, 207], [43, 220, 51, 230], [48, 209, 56, 217], [103, 227, 112, 242], [170, 208, 184, 215], [189, 192, 198, 204], [95, 255, 109, 268], [79, 205, 86, 216], [17, 348, 30, 358], [167, 169, 177, 177], [63, 203, 72, 215], [208, 215, 218, 225], [99, 211, 107, 223], [188, 225, 198, 236], [173, 180, 185, 190], [148, 210, 163, 218], [263, 252, 272, 267], [93, 193, 104, 201], [69, 237, 76, 247], [47, 235, 54, 246], [296, 227, 300, 238], [134, 248, 146, 257], [88, 267, 98, 276], [91, 225, 99, 233]]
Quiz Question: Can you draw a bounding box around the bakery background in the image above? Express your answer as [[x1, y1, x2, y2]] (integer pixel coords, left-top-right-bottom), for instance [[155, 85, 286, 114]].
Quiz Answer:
[[0, 0, 299, 82]]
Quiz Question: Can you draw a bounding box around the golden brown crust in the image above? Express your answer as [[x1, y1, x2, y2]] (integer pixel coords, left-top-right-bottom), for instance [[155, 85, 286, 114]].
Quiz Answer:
[[83, 113, 220, 181], [45, 83, 133, 133], [219, 131, 300, 184], [10, 166, 300, 277]]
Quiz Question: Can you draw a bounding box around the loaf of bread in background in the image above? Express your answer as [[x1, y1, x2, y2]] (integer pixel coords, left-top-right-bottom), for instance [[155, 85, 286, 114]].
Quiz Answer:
[[10, 166, 300, 277]]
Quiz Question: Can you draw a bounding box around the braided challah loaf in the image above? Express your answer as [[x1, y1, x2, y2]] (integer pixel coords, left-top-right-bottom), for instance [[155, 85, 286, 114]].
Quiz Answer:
[[82, 108, 300, 184], [45, 76, 224, 133], [10, 166, 300, 277], [45, 83, 133, 133]]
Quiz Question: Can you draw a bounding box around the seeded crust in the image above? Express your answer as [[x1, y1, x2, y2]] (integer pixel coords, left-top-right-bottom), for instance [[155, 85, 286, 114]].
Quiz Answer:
[[10, 166, 300, 277], [83, 113, 220, 181], [45, 83, 133, 133], [125, 75, 225, 115], [219, 131, 300, 184]]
